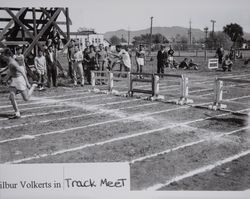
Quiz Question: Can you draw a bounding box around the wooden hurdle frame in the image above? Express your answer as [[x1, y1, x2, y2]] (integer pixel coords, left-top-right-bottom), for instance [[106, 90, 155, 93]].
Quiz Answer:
[[128, 73, 155, 97], [209, 77, 250, 110], [208, 58, 219, 69], [153, 73, 193, 105], [91, 71, 130, 92]]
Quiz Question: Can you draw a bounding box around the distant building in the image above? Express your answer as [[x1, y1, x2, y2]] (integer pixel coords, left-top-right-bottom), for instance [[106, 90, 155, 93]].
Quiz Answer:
[[69, 30, 108, 50], [103, 39, 111, 47]]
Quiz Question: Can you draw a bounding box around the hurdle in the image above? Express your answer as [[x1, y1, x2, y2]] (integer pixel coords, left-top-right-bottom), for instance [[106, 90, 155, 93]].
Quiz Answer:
[[209, 77, 250, 110], [153, 73, 193, 105], [91, 71, 112, 91], [128, 73, 155, 97], [91, 71, 130, 93], [208, 58, 219, 69]]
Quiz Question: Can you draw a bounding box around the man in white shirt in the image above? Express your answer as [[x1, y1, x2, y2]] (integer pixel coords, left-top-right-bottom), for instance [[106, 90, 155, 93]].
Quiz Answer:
[[112, 45, 131, 72], [73, 46, 84, 86], [34, 49, 47, 90]]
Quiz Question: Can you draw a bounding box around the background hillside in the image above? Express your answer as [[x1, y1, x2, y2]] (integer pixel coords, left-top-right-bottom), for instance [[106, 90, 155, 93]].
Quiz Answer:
[[104, 26, 250, 42]]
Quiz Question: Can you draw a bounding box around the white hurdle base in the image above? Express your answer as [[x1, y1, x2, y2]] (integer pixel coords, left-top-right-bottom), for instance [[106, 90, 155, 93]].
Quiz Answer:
[[208, 103, 227, 111]]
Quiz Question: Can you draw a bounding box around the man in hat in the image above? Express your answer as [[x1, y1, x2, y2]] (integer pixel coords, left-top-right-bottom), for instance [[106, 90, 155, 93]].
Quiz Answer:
[[157, 45, 168, 76]]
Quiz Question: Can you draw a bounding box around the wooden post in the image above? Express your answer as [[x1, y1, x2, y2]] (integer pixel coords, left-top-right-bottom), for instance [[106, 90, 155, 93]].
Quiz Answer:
[[32, 7, 38, 56], [180, 75, 188, 99], [154, 75, 160, 97], [183, 77, 189, 99], [128, 73, 133, 96], [127, 72, 131, 90], [214, 79, 223, 105], [108, 71, 113, 91], [91, 71, 95, 87], [151, 74, 155, 96], [65, 7, 70, 41]]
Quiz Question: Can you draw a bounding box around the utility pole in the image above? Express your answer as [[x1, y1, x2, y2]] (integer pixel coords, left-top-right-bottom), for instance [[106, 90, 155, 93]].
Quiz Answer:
[[211, 20, 216, 49], [188, 19, 192, 45], [127, 27, 130, 46], [210, 20, 216, 38], [204, 26, 209, 40], [149, 16, 153, 55], [204, 26, 209, 60]]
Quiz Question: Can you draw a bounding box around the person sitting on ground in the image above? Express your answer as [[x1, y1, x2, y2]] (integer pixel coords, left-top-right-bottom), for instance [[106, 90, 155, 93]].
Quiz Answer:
[[34, 49, 47, 90], [187, 59, 198, 70], [222, 55, 233, 72], [0, 48, 37, 119], [178, 58, 189, 69]]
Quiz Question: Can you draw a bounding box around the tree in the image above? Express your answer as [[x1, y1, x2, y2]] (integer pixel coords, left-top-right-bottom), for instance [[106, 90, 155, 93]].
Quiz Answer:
[[206, 31, 233, 49], [120, 37, 127, 43], [223, 23, 244, 47], [133, 33, 169, 44], [109, 35, 121, 45], [152, 33, 169, 44]]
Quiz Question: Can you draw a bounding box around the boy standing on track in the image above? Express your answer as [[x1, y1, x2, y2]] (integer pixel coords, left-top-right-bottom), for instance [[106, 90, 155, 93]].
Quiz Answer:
[[34, 49, 46, 90], [72, 46, 84, 86], [85, 45, 97, 84], [0, 48, 37, 119], [135, 45, 145, 78], [96, 43, 108, 72]]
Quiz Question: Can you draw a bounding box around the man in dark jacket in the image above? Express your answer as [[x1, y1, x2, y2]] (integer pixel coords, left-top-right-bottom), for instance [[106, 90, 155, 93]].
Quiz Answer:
[[216, 45, 224, 64], [157, 45, 168, 76], [45, 45, 57, 87]]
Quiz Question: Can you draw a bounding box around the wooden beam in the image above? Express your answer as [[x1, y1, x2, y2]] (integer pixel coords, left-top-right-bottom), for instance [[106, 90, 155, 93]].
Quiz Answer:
[[0, 18, 11, 22], [24, 8, 61, 57], [40, 8, 67, 39], [4, 8, 44, 50], [61, 8, 72, 25], [0, 7, 26, 41], [32, 7, 38, 55], [65, 7, 70, 40]]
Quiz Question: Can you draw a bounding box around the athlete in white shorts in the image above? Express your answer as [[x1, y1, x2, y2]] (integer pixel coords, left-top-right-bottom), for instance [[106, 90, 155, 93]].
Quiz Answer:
[[1, 48, 37, 119]]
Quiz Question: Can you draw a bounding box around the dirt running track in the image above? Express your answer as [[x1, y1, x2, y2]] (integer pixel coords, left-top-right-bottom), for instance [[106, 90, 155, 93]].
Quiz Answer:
[[0, 67, 250, 191]]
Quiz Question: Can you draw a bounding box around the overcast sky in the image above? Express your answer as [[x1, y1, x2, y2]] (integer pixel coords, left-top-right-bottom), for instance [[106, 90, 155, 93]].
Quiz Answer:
[[1, 0, 250, 33]]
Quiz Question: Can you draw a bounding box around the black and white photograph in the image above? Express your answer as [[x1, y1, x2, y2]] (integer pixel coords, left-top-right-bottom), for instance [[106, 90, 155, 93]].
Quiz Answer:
[[0, 0, 250, 197]]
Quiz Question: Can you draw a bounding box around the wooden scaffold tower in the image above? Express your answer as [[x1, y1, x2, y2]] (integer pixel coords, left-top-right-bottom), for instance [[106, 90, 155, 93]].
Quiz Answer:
[[0, 7, 72, 78]]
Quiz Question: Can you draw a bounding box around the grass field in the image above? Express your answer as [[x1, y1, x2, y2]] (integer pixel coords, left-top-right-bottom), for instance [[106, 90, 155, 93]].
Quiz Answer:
[[0, 53, 250, 191]]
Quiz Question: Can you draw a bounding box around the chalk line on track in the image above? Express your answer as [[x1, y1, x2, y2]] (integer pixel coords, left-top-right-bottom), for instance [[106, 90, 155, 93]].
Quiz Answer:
[[4, 107, 250, 164], [0, 94, 107, 109], [0, 98, 141, 129], [130, 125, 250, 164], [145, 149, 250, 191]]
